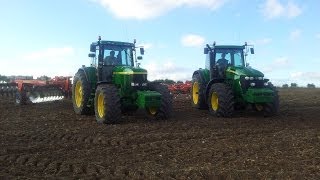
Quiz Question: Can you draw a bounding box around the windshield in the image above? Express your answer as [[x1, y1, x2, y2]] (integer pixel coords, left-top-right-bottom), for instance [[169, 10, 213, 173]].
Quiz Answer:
[[103, 46, 134, 66], [215, 48, 244, 67], [233, 50, 244, 67]]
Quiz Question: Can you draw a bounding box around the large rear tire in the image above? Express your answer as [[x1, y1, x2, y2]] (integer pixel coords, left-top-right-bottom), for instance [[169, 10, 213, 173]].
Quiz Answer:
[[72, 70, 92, 115], [208, 83, 234, 117], [263, 85, 279, 117], [191, 74, 207, 109], [147, 82, 173, 120], [94, 84, 121, 124]]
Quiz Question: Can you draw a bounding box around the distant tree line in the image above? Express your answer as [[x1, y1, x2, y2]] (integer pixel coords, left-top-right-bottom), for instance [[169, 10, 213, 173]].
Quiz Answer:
[[152, 79, 176, 84], [0, 75, 51, 82], [282, 83, 316, 88], [0, 75, 9, 82]]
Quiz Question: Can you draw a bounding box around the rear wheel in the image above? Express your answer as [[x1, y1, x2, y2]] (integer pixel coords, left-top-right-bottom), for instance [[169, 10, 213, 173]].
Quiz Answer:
[[72, 70, 92, 115], [147, 82, 173, 120], [94, 84, 121, 124], [208, 83, 234, 117], [191, 74, 207, 109]]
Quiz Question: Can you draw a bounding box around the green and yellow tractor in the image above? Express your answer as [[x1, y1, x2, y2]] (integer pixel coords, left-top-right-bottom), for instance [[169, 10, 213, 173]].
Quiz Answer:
[[191, 42, 279, 117], [72, 37, 172, 123]]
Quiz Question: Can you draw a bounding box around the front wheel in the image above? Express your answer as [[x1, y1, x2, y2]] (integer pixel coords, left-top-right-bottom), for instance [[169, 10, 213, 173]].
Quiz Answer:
[[208, 83, 234, 117], [263, 87, 279, 117], [94, 84, 121, 124], [147, 83, 173, 120]]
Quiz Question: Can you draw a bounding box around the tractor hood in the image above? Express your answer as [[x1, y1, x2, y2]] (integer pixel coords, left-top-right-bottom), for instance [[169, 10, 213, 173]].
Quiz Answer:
[[113, 66, 148, 75], [112, 66, 148, 85], [229, 66, 264, 77]]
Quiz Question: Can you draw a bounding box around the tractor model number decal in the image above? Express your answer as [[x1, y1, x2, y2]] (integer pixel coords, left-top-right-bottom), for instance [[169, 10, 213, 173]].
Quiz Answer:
[[226, 70, 238, 75], [113, 72, 148, 75]]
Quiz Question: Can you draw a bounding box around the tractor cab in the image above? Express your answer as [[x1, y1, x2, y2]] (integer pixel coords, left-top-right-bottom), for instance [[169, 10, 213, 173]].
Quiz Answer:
[[88, 37, 144, 83], [204, 44, 251, 80]]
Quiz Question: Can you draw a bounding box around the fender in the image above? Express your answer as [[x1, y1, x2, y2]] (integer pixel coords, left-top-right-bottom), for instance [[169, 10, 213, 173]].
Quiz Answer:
[[192, 68, 210, 83], [77, 66, 97, 86], [205, 78, 224, 102]]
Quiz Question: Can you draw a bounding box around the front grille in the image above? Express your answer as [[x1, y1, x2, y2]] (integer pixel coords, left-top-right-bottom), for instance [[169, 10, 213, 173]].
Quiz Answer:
[[240, 76, 267, 92], [132, 74, 147, 84]]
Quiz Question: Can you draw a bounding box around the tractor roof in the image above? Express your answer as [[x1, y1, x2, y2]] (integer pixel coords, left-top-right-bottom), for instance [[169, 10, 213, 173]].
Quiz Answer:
[[92, 40, 134, 47], [214, 45, 245, 49]]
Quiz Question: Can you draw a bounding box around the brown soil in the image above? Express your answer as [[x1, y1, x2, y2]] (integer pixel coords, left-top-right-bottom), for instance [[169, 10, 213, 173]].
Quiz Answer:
[[0, 89, 320, 179]]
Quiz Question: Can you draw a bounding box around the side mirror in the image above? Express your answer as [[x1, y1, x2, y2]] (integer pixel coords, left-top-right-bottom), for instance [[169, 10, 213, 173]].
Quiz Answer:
[[250, 48, 254, 54], [88, 53, 96, 58], [90, 44, 96, 52], [204, 48, 209, 54], [140, 48, 145, 55], [137, 56, 143, 60]]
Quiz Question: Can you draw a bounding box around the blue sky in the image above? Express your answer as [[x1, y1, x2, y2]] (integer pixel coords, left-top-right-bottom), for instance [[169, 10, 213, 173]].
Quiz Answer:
[[0, 0, 319, 86]]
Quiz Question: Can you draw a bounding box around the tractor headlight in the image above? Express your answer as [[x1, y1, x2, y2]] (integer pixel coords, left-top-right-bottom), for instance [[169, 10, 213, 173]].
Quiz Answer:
[[142, 83, 147, 86], [131, 82, 139, 86], [258, 77, 263, 80], [264, 82, 268, 86], [245, 76, 250, 80], [249, 77, 254, 80], [250, 83, 256, 87]]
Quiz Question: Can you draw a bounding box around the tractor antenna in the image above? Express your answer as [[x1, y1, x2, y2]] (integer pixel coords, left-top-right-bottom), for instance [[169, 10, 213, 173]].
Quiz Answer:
[[134, 39, 137, 67]]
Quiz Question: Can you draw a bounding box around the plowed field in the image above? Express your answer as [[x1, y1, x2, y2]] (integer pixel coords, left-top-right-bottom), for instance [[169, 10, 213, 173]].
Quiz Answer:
[[0, 89, 320, 179]]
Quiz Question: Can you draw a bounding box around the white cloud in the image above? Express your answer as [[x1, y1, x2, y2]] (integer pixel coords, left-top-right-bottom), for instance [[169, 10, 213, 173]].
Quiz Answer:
[[95, 0, 227, 20], [249, 38, 272, 46], [290, 72, 320, 80], [289, 29, 301, 41], [181, 34, 205, 47], [257, 56, 291, 73], [316, 33, 320, 39], [287, 1, 302, 18], [24, 47, 74, 61], [261, 0, 302, 19], [289, 72, 320, 86], [144, 60, 192, 81], [138, 43, 153, 50], [274, 57, 290, 66], [0, 47, 78, 78]]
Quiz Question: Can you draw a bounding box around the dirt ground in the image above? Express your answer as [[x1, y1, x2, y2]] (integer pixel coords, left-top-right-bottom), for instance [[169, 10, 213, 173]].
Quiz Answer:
[[0, 88, 320, 179]]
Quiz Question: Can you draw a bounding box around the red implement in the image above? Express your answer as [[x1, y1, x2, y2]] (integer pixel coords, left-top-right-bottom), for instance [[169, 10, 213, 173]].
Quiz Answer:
[[1, 76, 72, 105]]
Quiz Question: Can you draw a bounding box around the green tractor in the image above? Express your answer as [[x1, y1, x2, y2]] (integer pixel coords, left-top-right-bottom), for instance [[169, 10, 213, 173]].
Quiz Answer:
[[72, 36, 172, 123], [191, 42, 279, 117]]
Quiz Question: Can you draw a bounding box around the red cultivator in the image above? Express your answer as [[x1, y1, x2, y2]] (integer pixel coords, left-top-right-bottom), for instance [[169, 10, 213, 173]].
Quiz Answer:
[[0, 76, 72, 104], [167, 81, 192, 94]]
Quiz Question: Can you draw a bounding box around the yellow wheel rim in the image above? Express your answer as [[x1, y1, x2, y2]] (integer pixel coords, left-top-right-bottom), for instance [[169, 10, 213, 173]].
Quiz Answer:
[[255, 104, 264, 111], [75, 81, 83, 108], [97, 93, 105, 118], [148, 107, 157, 115], [192, 82, 199, 105], [211, 92, 219, 111]]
